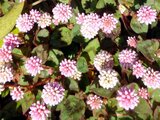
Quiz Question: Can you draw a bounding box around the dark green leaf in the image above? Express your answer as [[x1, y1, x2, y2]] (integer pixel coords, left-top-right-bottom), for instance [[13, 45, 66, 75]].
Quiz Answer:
[[77, 57, 88, 73], [69, 78, 79, 92], [154, 106, 160, 120]]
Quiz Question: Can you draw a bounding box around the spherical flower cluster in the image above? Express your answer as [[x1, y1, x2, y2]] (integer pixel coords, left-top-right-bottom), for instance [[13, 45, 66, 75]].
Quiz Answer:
[[127, 36, 137, 48], [30, 9, 41, 23], [10, 86, 24, 101], [0, 48, 12, 62], [25, 56, 43, 76], [118, 49, 137, 69], [52, 3, 72, 25], [16, 13, 34, 32], [137, 6, 157, 25], [76, 13, 86, 25], [70, 70, 82, 81], [101, 13, 118, 34], [42, 82, 65, 106], [94, 50, 114, 71], [138, 88, 148, 99], [116, 87, 139, 110], [29, 101, 50, 120], [87, 94, 103, 110], [0, 84, 5, 94], [3, 33, 21, 50], [132, 61, 146, 79], [142, 68, 160, 89], [59, 59, 77, 77], [98, 69, 119, 89], [0, 64, 13, 84], [80, 13, 101, 39], [37, 13, 52, 28]]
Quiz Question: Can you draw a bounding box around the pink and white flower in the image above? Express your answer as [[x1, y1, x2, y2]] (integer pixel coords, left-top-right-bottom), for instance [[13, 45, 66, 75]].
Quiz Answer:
[[10, 86, 24, 101]]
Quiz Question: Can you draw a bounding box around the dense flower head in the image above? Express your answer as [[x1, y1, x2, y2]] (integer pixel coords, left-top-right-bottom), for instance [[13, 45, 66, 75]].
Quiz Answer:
[[80, 13, 101, 39], [98, 69, 119, 89], [101, 13, 118, 34], [0, 64, 13, 84], [29, 9, 41, 23], [59, 59, 77, 77], [94, 50, 114, 71], [127, 36, 137, 48], [142, 67, 160, 89], [137, 6, 157, 25], [87, 94, 103, 110], [0, 48, 12, 62], [116, 87, 139, 110], [76, 13, 86, 25], [0, 84, 5, 94], [3, 33, 21, 50], [138, 87, 148, 99], [16, 13, 34, 32], [70, 70, 82, 81], [29, 101, 50, 120], [118, 49, 137, 69], [37, 13, 52, 28], [52, 3, 72, 25], [132, 61, 146, 79], [25, 56, 43, 76], [42, 82, 65, 106], [10, 86, 24, 101]]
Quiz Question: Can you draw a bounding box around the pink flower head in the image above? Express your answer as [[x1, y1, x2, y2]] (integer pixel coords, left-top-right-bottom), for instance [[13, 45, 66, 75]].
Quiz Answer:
[[137, 6, 157, 25], [142, 67, 160, 89], [59, 59, 77, 77], [0, 64, 13, 84], [127, 36, 137, 48], [118, 49, 137, 69], [138, 87, 148, 99], [29, 101, 50, 120], [3, 33, 21, 50], [16, 13, 34, 32], [94, 50, 114, 71], [76, 13, 86, 25], [87, 94, 103, 110], [37, 13, 52, 28], [132, 61, 146, 79], [25, 56, 43, 76], [10, 86, 24, 101], [80, 13, 101, 39], [116, 87, 139, 110], [0, 48, 12, 62], [42, 82, 65, 106], [52, 3, 72, 25], [29, 9, 41, 23], [101, 13, 118, 34]]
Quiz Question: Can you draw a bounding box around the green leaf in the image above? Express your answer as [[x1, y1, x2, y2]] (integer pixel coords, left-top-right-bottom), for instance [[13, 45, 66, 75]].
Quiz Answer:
[[69, 79, 79, 92], [58, 0, 70, 4], [0, 2, 24, 40], [50, 27, 73, 48], [20, 92, 35, 114], [1, 0, 12, 14], [18, 75, 29, 86], [96, 0, 105, 9], [1, 88, 9, 98], [137, 39, 159, 62], [12, 48, 23, 57], [154, 106, 160, 120], [150, 89, 160, 102], [71, 24, 81, 38], [32, 44, 49, 63], [77, 57, 88, 73], [118, 0, 134, 8], [59, 95, 85, 120], [90, 87, 117, 98], [130, 16, 148, 34], [37, 29, 49, 38], [84, 38, 100, 63], [48, 49, 64, 65], [134, 98, 152, 119]]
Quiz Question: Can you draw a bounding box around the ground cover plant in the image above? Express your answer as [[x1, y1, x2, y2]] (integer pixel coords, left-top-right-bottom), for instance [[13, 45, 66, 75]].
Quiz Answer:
[[0, 0, 160, 119]]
